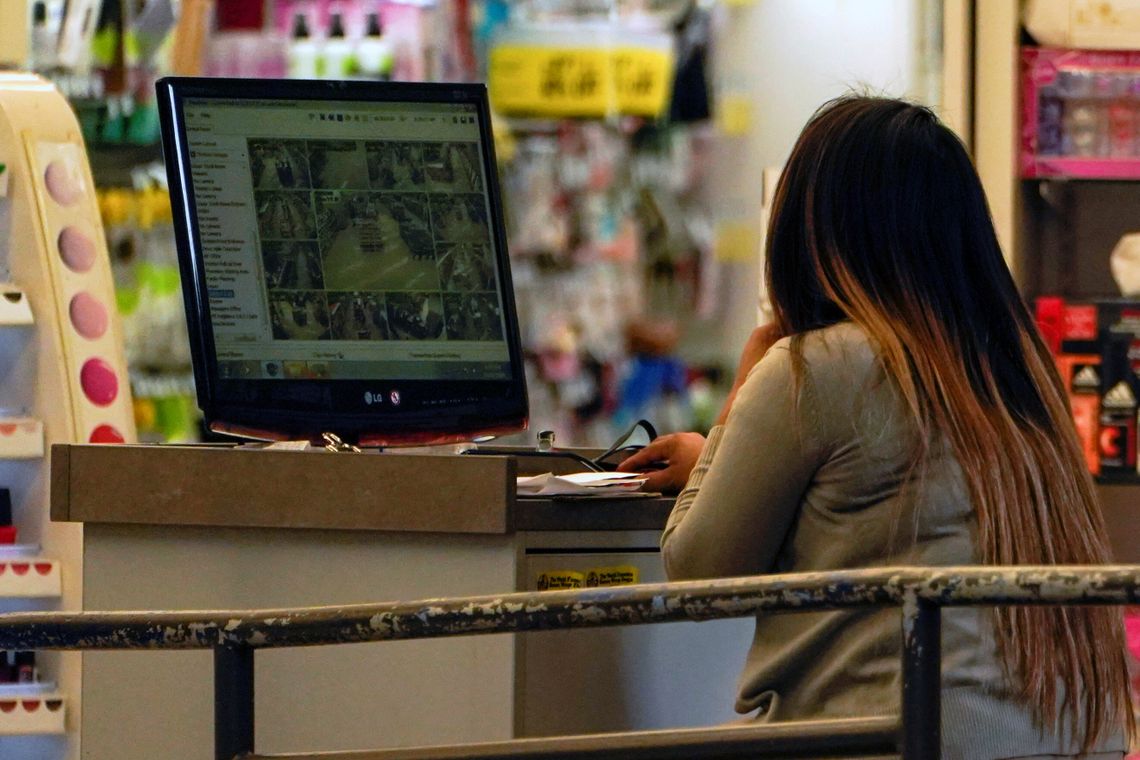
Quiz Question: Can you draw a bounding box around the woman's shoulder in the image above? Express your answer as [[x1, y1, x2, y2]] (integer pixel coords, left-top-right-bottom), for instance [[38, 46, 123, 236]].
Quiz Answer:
[[769, 321, 881, 381], [766, 322, 902, 451]]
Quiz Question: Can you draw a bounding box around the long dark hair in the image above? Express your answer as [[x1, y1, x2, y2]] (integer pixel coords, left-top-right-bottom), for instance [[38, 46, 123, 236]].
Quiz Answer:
[[766, 95, 1130, 748]]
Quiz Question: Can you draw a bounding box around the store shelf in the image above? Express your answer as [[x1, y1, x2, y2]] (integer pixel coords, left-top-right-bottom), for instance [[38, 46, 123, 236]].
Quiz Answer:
[[0, 558, 61, 598], [0, 692, 65, 736], [129, 371, 195, 399], [0, 286, 32, 326], [0, 419, 43, 460], [1022, 157, 1140, 181], [1096, 472, 1140, 487]]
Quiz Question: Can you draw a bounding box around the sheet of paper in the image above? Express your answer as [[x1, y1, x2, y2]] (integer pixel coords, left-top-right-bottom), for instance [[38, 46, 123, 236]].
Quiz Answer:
[[517, 471, 648, 496]]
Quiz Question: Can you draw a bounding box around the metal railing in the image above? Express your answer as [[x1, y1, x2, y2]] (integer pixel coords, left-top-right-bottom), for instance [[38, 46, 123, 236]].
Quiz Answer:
[[2, 565, 1139, 760]]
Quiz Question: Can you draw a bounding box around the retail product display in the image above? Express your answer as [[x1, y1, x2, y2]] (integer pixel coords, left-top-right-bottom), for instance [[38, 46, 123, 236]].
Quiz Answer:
[[0, 490, 15, 545], [1022, 48, 1140, 178], [0, 650, 56, 687], [99, 185, 197, 442], [273, 0, 446, 82], [1036, 296, 1140, 476], [32, 0, 178, 147], [0, 71, 135, 751], [288, 12, 320, 78], [502, 121, 715, 443], [158, 76, 527, 444], [0, 652, 63, 736]]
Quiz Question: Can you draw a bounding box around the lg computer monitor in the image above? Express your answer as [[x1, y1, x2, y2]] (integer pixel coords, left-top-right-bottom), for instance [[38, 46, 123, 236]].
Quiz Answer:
[[156, 77, 528, 445]]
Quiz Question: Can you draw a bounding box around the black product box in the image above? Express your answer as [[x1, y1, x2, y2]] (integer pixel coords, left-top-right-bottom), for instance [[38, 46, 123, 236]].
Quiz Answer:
[[1093, 302, 1140, 472]]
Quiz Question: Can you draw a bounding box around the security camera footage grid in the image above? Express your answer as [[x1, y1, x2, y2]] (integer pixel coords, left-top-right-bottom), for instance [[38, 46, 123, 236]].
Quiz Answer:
[[249, 138, 504, 347]]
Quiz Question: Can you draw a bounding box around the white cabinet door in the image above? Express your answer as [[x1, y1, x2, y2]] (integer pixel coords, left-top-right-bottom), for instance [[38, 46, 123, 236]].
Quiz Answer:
[[517, 549, 754, 737]]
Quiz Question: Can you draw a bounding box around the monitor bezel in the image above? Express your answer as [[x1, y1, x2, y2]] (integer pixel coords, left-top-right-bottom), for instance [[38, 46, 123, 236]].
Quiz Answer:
[[156, 76, 528, 445]]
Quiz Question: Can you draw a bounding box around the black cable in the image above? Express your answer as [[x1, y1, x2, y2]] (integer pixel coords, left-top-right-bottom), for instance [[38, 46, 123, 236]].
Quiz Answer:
[[460, 447, 608, 473], [460, 419, 659, 473], [591, 419, 657, 468]]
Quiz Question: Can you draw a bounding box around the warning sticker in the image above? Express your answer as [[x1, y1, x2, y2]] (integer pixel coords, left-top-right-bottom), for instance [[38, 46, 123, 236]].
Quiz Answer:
[[536, 571, 585, 591], [536, 566, 640, 590], [586, 566, 639, 587]]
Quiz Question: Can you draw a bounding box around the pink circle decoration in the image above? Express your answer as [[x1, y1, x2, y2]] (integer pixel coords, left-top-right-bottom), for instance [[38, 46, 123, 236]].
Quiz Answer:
[[80, 358, 118, 407], [89, 424, 125, 444], [69, 292, 108, 340], [44, 161, 82, 206], [58, 227, 96, 272]]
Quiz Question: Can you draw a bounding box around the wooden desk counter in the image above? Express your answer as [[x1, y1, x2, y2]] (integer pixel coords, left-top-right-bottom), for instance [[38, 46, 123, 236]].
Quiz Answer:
[[47, 444, 740, 760], [51, 443, 516, 533], [50, 444, 675, 535]]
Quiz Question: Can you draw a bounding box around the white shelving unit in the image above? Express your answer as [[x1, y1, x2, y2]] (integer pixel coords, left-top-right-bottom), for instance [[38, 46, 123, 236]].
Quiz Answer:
[[0, 683, 65, 736], [0, 72, 136, 760], [0, 419, 44, 460], [0, 286, 34, 326], [0, 693, 66, 737], [0, 554, 61, 598]]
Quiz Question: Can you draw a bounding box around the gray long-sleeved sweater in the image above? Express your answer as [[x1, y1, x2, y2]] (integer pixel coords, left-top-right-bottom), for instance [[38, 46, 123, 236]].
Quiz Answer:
[[663, 321, 1126, 760]]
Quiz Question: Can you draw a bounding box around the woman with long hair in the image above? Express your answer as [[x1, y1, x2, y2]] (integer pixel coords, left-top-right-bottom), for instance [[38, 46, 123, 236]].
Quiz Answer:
[[618, 96, 1132, 758]]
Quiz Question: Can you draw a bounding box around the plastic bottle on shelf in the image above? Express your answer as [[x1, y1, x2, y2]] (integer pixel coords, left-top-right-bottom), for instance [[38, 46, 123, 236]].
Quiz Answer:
[[14, 652, 36, 683], [322, 12, 355, 79], [355, 12, 394, 80], [1061, 70, 1106, 157], [1133, 76, 1140, 158], [1037, 84, 1064, 156], [287, 12, 319, 80], [29, 1, 56, 72], [1108, 73, 1136, 158], [0, 489, 15, 545]]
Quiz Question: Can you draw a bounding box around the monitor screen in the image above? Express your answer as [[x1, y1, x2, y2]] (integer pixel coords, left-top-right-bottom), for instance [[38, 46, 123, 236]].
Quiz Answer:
[[157, 78, 528, 444]]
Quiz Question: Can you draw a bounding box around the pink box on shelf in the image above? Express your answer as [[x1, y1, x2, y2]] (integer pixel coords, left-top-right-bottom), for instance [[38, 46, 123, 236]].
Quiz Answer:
[[1021, 47, 1140, 179]]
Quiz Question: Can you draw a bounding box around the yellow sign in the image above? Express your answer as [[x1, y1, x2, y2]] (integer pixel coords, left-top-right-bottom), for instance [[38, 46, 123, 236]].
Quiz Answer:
[[489, 45, 674, 119], [717, 94, 753, 137], [586, 565, 639, 587], [536, 571, 585, 591], [714, 221, 761, 263], [536, 565, 639, 591]]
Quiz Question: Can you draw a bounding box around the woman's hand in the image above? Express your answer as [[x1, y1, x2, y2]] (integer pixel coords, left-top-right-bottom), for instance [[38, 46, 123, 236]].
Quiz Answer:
[[616, 432, 706, 494], [717, 323, 785, 425]]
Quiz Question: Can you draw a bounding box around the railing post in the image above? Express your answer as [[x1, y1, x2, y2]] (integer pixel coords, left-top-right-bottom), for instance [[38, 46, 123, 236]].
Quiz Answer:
[[900, 593, 941, 760], [215, 644, 255, 760]]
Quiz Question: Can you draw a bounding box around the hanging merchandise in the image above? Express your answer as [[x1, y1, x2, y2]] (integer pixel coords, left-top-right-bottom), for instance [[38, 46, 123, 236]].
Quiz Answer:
[[668, 1, 713, 123], [499, 114, 718, 443], [482, 1, 735, 445], [98, 180, 198, 443], [34, 0, 181, 146], [488, 23, 676, 118], [272, 1, 470, 82]]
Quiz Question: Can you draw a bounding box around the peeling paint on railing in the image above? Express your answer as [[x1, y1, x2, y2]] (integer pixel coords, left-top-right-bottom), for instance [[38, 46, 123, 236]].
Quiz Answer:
[[1, 565, 1138, 652]]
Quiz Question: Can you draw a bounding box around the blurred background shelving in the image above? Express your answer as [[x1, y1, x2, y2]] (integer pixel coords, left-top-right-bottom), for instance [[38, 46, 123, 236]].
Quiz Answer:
[[2, 0, 952, 450]]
